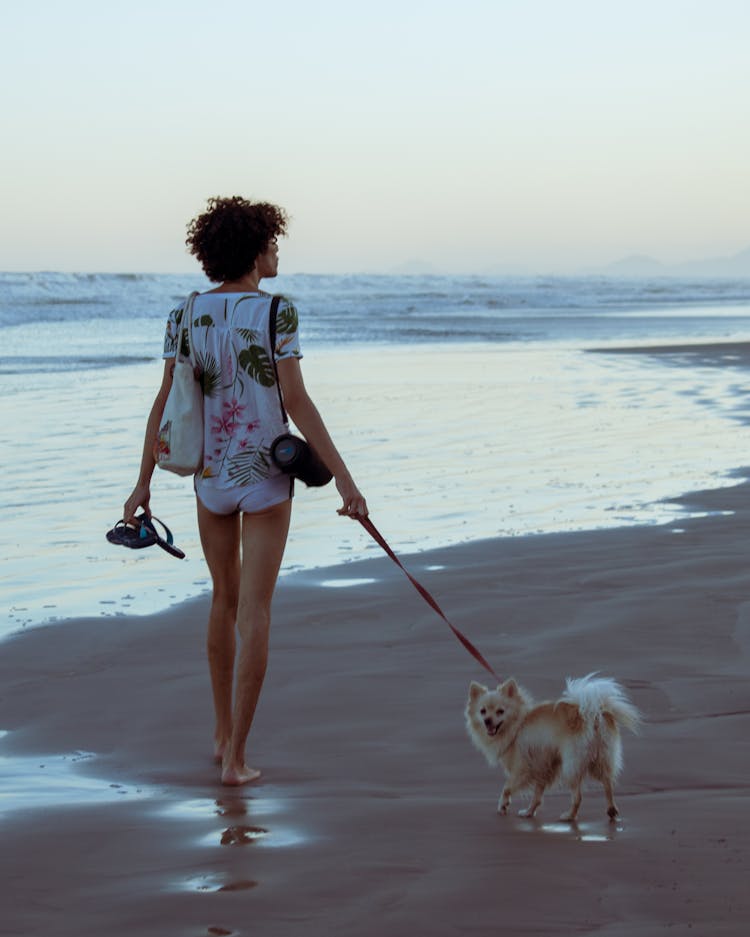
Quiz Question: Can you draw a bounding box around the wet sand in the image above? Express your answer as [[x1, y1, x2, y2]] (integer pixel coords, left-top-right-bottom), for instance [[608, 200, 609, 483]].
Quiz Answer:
[[2, 470, 750, 936], [589, 339, 750, 372]]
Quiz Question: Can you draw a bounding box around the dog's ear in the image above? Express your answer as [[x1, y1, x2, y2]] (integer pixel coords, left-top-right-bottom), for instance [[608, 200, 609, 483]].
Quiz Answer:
[[501, 678, 518, 698], [469, 681, 486, 700]]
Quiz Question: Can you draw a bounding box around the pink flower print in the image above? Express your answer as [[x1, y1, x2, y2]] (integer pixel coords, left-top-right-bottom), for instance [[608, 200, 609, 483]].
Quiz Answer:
[[237, 438, 249, 450], [222, 398, 246, 437], [211, 415, 226, 437], [246, 419, 260, 433], [223, 398, 245, 422]]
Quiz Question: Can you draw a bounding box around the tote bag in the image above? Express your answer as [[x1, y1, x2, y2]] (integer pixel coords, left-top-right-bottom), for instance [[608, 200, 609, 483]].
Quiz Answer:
[[155, 291, 204, 476]]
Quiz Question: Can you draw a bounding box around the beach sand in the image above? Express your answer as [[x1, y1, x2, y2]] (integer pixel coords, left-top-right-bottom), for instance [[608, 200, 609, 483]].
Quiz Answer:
[[2, 468, 750, 936]]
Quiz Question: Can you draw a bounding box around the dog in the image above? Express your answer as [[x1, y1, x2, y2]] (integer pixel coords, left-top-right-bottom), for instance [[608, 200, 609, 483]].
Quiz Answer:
[[465, 673, 640, 821]]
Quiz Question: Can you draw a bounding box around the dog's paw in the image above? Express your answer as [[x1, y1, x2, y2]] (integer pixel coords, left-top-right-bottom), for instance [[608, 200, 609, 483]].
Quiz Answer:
[[497, 803, 509, 815], [559, 811, 578, 823], [607, 805, 619, 821], [517, 807, 537, 818]]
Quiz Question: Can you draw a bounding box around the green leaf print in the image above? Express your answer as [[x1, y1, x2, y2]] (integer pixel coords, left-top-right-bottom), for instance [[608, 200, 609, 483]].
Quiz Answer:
[[194, 351, 222, 398], [237, 328, 259, 344], [276, 302, 299, 334], [194, 314, 215, 328], [226, 445, 272, 486], [238, 345, 275, 387]]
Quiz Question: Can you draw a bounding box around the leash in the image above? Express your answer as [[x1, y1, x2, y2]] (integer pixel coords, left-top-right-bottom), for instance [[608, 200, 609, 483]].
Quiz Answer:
[[354, 514, 502, 683]]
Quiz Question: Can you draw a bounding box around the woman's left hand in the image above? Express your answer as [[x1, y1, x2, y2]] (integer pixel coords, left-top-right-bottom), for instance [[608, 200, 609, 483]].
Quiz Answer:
[[336, 475, 368, 518]]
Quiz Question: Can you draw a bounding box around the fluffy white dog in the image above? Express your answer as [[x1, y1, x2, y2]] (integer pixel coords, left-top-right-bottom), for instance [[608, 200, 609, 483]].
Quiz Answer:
[[465, 673, 640, 821]]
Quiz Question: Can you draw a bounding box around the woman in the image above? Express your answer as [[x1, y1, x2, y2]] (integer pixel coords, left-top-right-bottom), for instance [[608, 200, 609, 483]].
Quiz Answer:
[[123, 196, 367, 785]]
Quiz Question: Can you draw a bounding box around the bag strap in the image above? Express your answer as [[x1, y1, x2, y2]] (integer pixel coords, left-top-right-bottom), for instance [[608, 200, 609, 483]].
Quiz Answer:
[[177, 291, 199, 364], [268, 295, 288, 423]]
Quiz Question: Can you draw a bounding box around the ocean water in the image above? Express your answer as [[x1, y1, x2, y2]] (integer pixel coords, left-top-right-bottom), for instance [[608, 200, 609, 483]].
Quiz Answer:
[[3, 271, 750, 638]]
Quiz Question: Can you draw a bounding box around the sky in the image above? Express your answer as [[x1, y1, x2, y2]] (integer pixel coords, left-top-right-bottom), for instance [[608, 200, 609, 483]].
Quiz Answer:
[[2, 0, 749, 275]]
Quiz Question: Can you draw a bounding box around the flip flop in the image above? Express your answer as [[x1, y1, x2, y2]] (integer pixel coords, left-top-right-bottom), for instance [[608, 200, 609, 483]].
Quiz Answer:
[[106, 513, 186, 560]]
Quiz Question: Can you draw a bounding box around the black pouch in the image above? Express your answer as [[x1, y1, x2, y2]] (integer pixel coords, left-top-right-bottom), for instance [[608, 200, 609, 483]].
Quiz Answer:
[[271, 433, 333, 488]]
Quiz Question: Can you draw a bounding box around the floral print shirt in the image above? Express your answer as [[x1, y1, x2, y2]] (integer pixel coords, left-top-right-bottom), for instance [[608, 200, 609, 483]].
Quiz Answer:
[[163, 292, 302, 487]]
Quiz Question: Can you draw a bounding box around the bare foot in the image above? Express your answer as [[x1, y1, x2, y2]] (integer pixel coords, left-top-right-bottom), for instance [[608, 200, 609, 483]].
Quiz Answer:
[[221, 762, 261, 786]]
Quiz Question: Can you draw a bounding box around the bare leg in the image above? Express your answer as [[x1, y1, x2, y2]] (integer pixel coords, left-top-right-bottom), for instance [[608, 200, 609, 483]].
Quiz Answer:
[[222, 499, 292, 786], [197, 500, 241, 763]]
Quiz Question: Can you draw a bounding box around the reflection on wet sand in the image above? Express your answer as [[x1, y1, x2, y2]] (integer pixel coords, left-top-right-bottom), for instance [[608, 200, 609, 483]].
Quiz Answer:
[[171, 795, 310, 896], [162, 794, 284, 821], [319, 577, 378, 589], [176, 873, 258, 893], [220, 825, 268, 846], [517, 817, 624, 843], [0, 733, 150, 815], [162, 792, 309, 894]]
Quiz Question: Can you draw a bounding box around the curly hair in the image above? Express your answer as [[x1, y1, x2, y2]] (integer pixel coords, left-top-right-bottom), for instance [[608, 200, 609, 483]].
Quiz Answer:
[[186, 196, 289, 282]]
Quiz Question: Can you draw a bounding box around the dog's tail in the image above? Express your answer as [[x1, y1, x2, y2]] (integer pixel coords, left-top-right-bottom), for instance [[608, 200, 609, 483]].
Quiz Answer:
[[563, 673, 641, 734]]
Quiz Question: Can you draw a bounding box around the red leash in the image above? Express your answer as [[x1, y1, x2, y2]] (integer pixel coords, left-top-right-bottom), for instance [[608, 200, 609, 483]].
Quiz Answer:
[[354, 514, 502, 683]]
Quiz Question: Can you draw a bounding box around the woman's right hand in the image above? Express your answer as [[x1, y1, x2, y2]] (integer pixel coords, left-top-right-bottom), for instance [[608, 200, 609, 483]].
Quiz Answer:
[[123, 484, 151, 524]]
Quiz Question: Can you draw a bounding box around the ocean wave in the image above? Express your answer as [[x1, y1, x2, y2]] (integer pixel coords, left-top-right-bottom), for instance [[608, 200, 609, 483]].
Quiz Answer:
[[0, 272, 206, 327], [0, 354, 154, 375], [2, 272, 750, 366]]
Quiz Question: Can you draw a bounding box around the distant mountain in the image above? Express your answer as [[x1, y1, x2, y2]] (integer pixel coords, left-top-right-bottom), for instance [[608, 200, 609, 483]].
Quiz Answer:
[[606, 254, 667, 276], [602, 247, 750, 278]]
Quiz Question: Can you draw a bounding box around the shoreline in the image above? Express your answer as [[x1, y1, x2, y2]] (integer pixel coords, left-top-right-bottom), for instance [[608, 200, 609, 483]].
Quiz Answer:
[[588, 338, 750, 369], [7, 335, 750, 638], [5, 454, 749, 647], [1, 474, 750, 934]]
